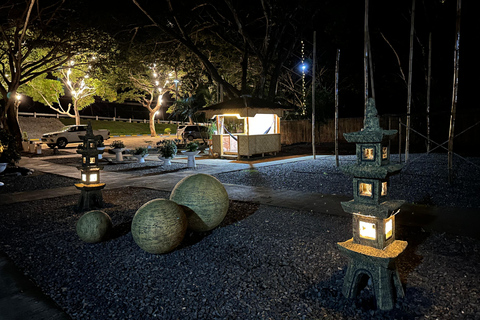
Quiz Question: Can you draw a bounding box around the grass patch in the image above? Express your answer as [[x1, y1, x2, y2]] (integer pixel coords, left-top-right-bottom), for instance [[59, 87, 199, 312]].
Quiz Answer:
[[59, 119, 178, 136]]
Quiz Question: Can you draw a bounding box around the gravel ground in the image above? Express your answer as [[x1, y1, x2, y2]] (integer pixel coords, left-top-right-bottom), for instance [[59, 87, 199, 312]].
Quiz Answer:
[[1, 152, 479, 319], [0, 186, 479, 319], [214, 153, 480, 208]]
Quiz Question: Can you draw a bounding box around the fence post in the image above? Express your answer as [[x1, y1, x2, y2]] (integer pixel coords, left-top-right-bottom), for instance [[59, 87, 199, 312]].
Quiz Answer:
[[96, 116, 98, 120], [33, 112, 37, 118], [129, 118, 131, 123]]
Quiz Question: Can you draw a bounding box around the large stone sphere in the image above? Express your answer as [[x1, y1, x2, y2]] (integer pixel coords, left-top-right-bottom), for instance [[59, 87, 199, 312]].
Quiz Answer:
[[131, 199, 187, 254], [76, 210, 112, 243], [170, 174, 229, 232]]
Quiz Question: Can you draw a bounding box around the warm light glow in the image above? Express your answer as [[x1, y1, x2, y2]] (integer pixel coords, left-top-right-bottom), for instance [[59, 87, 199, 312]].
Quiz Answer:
[[385, 219, 393, 239], [382, 147, 388, 159], [82, 173, 87, 182], [363, 147, 374, 160], [83, 157, 86, 164], [359, 221, 376, 240], [248, 114, 276, 135], [222, 114, 242, 118], [381, 182, 387, 196], [359, 182, 372, 197], [153, 73, 157, 78], [90, 173, 98, 182], [90, 157, 96, 164], [15, 94, 21, 101]]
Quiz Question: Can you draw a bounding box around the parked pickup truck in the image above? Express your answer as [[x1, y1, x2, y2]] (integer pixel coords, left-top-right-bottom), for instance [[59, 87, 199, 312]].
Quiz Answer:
[[42, 125, 110, 148]]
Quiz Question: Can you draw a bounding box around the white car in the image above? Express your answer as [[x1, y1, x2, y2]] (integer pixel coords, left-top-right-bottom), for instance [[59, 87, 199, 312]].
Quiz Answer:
[[42, 125, 110, 148]]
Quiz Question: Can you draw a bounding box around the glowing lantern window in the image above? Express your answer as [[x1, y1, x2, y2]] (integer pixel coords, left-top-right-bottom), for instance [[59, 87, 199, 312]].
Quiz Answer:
[[359, 221, 376, 240], [82, 173, 87, 182], [90, 142, 95, 149], [83, 157, 86, 164], [90, 157, 96, 164], [363, 148, 374, 160], [381, 182, 387, 196], [382, 147, 388, 159], [385, 219, 393, 240], [90, 173, 98, 183], [359, 182, 373, 197]]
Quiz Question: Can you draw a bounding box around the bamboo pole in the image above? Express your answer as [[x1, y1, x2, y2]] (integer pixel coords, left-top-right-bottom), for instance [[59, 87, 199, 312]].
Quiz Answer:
[[368, 33, 375, 100], [335, 48, 340, 167], [427, 32, 432, 153], [312, 31, 317, 159], [364, 0, 369, 123], [448, 0, 462, 184], [405, 0, 416, 163]]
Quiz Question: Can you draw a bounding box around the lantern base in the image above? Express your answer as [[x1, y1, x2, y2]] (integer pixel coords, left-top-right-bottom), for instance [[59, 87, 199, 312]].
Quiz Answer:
[[75, 183, 106, 211], [337, 239, 407, 311]]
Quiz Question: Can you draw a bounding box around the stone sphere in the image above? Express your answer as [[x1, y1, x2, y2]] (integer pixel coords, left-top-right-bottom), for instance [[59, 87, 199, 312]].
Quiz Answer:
[[76, 210, 112, 243], [131, 199, 187, 254], [170, 174, 229, 232]]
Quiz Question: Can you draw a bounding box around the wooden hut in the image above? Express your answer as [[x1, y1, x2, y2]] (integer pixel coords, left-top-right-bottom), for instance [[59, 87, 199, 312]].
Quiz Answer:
[[200, 96, 293, 159]]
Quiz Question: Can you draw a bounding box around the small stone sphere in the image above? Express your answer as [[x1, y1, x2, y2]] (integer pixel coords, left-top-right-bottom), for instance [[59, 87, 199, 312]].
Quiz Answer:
[[170, 173, 229, 232], [76, 210, 112, 243], [131, 199, 187, 254]]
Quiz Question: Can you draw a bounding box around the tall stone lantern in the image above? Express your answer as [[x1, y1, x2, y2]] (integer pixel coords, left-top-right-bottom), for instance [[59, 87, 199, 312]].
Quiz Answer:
[[337, 99, 407, 310], [75, 122, 106, 211]]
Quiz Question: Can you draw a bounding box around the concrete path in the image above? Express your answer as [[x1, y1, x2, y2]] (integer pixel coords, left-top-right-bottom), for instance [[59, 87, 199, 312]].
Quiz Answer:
[[1, 150, 479, 320]]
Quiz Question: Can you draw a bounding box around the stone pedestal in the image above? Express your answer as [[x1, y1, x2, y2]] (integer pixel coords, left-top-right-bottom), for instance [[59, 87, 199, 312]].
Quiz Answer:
[[75, 183, 106, 211], [337, 239, 407, 310], [182, 151, 200, 168]]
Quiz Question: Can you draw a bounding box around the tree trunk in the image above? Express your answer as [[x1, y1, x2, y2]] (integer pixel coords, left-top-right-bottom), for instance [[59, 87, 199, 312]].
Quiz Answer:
[[335, 48, 340, 167], [5, 98, 23, 152], [149, 112, 157, 137], [426, 32, 432, 153], [74, 102, 81, 126], [405, 0, 416, 163], [448, 0, 462, 184]]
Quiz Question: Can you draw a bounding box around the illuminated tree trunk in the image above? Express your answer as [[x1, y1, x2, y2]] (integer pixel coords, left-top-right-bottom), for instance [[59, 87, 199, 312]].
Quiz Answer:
[[448, 0, 462, 184], [405, 0, 416, 163]]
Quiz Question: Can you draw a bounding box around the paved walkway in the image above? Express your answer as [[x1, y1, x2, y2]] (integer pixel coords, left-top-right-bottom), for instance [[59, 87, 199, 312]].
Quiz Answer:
[[1, 151, 479, 320]]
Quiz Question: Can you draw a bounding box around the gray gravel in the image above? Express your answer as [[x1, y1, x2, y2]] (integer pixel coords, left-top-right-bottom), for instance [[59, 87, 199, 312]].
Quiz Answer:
[[0, 187, 479, 319], [1, 152, 479, 319], [214, 153, 480, 208]]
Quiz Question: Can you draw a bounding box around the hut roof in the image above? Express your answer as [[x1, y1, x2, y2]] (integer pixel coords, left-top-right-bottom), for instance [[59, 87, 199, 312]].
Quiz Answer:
[[199, 96, 294, 118]]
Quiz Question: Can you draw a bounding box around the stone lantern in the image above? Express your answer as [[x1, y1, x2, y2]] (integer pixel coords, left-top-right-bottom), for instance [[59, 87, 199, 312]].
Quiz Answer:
[[75, 122, 105, 211], [337, 99, 407, 310]]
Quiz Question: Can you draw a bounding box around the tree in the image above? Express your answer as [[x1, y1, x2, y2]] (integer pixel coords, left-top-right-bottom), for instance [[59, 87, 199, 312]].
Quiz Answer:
[[116, 52, 177, 137], [0, 0, 112, 149], [131, 0, 311, 105], [21, 55, 117, 125]]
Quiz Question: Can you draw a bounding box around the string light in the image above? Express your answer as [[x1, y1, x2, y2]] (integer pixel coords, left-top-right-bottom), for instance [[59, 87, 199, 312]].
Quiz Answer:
[[301, 40, 306, 115]]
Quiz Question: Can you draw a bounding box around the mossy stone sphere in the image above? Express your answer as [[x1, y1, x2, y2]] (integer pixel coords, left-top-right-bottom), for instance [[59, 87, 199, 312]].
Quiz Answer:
[[76, 210, 112, 243], [131, 199, 187, 254], [170, 174, 229, 232]]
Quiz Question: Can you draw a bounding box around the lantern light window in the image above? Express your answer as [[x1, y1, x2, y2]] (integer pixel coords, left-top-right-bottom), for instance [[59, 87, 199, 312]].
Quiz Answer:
[[363, 147, 374, 160], [359, 182, 373, 197], [382, 147, 388, 159], [90, 173, 98, 183], [385, 219, 393, 239], [90, 157, 96, 164], [82, 173, 87, 182], [359, 221, 376, 240], [381, 181, 387, 196]]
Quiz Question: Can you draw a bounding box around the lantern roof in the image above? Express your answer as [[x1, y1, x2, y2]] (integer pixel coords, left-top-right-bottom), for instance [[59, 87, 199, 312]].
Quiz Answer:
[[341, 199, 404, 218], [343, 99, 397, 143], [341, 163, 404, 178], [199, 95, 294, 118]]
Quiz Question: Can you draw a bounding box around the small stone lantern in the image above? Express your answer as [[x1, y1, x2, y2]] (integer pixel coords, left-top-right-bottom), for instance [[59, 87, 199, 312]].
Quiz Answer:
[[337, 99, 407, 310], [75, 122, 106, 211]]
